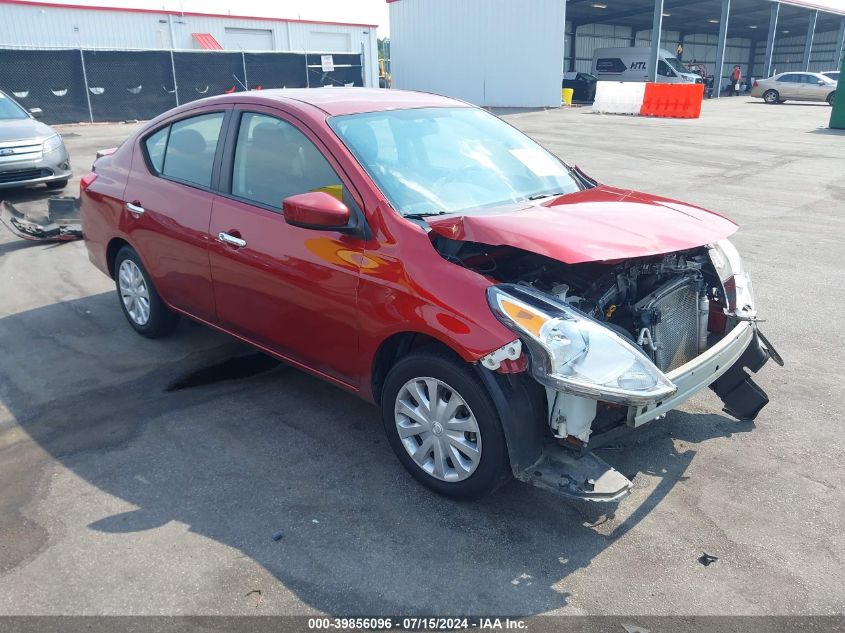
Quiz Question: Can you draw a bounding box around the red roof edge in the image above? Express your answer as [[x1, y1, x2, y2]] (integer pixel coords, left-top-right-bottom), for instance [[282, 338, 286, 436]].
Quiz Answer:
[[0, 0, 379, 28]]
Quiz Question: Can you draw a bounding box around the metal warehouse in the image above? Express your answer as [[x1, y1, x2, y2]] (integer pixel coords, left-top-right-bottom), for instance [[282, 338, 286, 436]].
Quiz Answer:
[[389, 0, 845, 107], [0, 0, 380, 88]]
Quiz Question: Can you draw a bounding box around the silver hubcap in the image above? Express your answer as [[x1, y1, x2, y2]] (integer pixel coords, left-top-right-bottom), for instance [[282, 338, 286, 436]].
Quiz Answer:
[[118, 259, 150, 326], [394, 377, 482, 482]]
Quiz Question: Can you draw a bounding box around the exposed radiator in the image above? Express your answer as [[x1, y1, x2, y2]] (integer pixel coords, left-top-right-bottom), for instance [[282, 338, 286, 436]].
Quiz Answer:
[[637, 278, 701, 372]]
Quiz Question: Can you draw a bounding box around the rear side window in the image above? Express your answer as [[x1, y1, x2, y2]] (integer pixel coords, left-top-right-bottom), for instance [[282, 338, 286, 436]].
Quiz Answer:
[[231, 112, 343, 210], [596, 58, 627, 74], [142, 112, 225, 188], [778, 74, 798, 83], [144, 127, 168, 173]]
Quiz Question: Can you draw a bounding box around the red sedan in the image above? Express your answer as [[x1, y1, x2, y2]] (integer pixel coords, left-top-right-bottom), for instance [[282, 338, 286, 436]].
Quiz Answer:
[[81, 88, 779, 502]]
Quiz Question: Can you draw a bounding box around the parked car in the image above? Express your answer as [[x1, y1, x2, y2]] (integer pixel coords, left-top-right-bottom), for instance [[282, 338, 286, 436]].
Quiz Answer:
[[561, 72, 598, 102], [0, 89, 71, 190], [751, 72, 837, 105], [80, 88, 780, 502], [821, 70, 839, 82]]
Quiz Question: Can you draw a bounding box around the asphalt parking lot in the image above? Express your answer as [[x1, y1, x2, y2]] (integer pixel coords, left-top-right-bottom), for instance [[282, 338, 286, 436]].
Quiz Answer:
[[0, 97, 843, 616]]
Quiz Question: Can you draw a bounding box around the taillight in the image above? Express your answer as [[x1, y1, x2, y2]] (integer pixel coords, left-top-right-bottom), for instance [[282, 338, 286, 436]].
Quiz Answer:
[[80, 172, 97, 193], [752, 80, 759, 88]]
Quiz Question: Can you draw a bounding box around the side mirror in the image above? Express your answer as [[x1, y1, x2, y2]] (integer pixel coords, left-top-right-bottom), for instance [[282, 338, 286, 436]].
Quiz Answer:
[[283, 191, 350, 230], [29, 108, 43, 119], [818, 80, 826, 85]]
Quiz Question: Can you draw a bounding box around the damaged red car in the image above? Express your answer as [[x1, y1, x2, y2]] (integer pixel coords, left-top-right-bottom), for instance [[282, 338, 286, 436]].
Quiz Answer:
[[81, 88, 781, 502]]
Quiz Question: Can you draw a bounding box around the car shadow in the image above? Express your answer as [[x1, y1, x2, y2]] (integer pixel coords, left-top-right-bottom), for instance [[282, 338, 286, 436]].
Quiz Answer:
[[747, 100, 831, 107], [0, 293, 754, 615]]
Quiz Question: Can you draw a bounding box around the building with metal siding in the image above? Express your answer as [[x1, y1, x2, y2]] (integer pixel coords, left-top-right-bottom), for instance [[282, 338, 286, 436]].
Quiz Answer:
[[0, 0, 380, 87], [388, 0, 567, 108], [390, 0, 844, 106]]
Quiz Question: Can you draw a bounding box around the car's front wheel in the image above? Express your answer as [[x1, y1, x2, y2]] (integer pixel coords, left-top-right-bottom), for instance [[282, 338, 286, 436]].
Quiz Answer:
[[381, 350, 510, 499], [763, 89, 780, 104], [828, 92, 836, 106], [114, 246, 179, 338]]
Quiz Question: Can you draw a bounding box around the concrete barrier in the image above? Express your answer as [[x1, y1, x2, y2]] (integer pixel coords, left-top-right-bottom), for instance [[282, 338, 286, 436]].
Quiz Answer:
[[592, 81, 645, 115], [592, 82, 704, 119]]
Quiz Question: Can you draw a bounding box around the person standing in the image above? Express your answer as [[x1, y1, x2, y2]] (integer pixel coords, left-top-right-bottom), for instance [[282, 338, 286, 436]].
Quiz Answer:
[[730, 65, 742, 96]]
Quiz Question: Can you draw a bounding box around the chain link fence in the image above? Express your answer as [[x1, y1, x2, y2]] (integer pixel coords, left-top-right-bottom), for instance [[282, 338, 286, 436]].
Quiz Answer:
[[0, 48, 364, 124]]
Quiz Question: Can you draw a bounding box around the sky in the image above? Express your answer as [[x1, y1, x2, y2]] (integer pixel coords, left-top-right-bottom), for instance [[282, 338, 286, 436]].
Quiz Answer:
[[24, 0, 392, 35]]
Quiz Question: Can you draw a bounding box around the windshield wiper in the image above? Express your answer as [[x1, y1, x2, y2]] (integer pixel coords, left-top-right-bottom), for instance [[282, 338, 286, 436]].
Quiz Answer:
[[403, 211, 450, 219], [526, 192, 566, 201]]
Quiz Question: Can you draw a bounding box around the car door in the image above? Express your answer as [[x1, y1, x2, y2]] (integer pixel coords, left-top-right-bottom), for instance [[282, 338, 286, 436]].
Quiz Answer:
[[798, 74, 827, 101], [208, 106, 365, 386], [775, 74, 800, 98], [123, 107, 231, 323]]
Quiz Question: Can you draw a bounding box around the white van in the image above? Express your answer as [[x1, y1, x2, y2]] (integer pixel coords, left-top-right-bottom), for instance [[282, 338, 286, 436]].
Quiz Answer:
[[591, 47, 702, 84]]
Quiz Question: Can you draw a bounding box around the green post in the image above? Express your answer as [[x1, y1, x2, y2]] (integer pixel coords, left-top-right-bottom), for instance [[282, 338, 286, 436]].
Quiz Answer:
[[830, 57, 845, 129]]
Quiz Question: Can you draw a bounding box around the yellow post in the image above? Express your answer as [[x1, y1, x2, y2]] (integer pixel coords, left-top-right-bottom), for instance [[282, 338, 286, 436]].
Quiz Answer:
[[562, 88, 574, 106]]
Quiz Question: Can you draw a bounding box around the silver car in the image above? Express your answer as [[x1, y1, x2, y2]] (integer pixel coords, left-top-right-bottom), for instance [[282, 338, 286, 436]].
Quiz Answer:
[[0, 90, 71, 190], [750, 71, 837, 105], [822, 71, 839, 82]]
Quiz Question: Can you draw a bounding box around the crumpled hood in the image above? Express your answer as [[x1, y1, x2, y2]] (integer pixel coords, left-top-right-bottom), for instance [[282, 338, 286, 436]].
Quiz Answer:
[[0, 118, 56, 143], [427, 185, 737, 263]]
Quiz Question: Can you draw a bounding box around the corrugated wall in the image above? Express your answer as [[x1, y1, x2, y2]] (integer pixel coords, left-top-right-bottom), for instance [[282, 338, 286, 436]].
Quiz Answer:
[[390, 0, 565, 107], [566, 21, 841, 85], [0, 2, 378, 87], [754, 28, 841, 73]]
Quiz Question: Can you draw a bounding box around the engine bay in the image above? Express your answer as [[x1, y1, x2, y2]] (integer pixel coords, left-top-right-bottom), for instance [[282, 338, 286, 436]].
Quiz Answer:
[[432, 235, 729, 372]]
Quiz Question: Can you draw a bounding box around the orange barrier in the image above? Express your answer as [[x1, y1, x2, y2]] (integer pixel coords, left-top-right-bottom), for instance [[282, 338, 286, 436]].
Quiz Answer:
[[639, 83, 704, 119]]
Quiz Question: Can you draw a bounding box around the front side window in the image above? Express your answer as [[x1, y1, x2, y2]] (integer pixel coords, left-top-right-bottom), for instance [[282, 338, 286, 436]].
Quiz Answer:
[[231, 112, 343, 210], [329, 107, 582, 217], [664, 57, 686, 75], [658, 60, 675, 77]]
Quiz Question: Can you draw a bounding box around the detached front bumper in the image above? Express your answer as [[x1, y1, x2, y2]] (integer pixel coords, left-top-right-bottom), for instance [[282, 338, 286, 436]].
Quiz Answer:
[[631, 320, 774, 426]]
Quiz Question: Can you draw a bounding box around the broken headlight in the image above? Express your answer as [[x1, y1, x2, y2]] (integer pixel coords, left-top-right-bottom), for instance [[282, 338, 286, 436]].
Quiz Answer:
[[487, 284, 677, 405], [708, 239, 755, 317]]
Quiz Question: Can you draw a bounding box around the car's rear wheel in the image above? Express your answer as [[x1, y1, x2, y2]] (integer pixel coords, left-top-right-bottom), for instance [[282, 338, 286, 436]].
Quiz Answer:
[[828, 92, 836, 106], [381, 350, 509, 499], [114, 246, 179, 338], [763, 90, 780, 104]]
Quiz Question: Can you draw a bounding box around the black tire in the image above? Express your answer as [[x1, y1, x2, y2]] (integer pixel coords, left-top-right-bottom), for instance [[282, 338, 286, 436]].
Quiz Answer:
[[763, 89, 780, 104], [46, 179, 69, 189], [828, 92, 835, 106], [114, 246, 179, 338], [381, 349, 510, 499]]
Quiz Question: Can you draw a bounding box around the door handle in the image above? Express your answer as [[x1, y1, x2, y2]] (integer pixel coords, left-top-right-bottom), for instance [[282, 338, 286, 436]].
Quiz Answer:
[[125, 202, 145, 216], [218, 232, 247, 248]]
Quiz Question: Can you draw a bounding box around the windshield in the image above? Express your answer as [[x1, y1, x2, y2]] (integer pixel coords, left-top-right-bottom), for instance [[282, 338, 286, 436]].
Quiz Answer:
[[0, 93, 28, 120], [665, 57, 688, 75], [329, 107, 582, 216]]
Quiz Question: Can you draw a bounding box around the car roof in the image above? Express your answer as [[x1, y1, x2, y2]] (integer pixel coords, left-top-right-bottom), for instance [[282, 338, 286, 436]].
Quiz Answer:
[[228, 88, 469, 116]]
